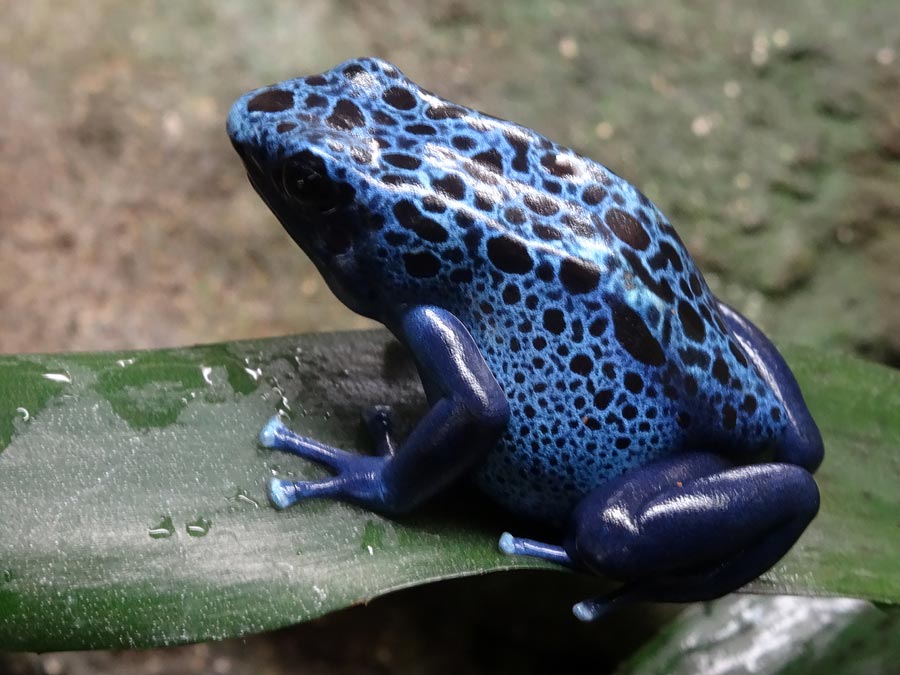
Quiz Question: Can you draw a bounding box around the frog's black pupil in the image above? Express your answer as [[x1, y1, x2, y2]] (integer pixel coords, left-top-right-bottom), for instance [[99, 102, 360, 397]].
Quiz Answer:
[[283, 153, 339, 212], [296, 171, 325, 200]]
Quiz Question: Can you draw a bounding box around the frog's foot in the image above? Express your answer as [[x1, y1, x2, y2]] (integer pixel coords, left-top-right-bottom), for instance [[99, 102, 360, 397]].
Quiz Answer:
[[497, 533, 630, 620], [362, 405, 397, 456], [494, 538, 648, 622], [566, 452, 820, 621], [260, 416, 386, 510]]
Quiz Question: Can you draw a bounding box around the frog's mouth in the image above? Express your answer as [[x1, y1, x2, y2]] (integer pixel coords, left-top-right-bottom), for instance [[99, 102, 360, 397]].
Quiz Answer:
[[239, 151, 282, 223], [229, 142, 305, 226], [230, 138, 271, 203]]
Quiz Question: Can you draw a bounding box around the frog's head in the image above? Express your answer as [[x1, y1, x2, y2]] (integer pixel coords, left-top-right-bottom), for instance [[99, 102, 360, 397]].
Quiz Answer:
[[227, 58, 427, 312]]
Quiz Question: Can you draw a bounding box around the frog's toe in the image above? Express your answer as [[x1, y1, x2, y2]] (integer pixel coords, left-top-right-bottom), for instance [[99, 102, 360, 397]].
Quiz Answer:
[[497, 532, 574, 566], [570, 583, 643, 622], [259, 417, 361, 471], [268, 477, 298, 510], [259, 415, 286, 448], [572, 600, 600, 623], [267, 476, 336, 510], [498, 531, 517, 555], [267, 463, 389, 511]]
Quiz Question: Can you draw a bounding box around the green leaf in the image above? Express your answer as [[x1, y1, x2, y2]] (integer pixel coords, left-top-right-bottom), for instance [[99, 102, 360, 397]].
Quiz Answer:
[[0, 332, 897, 651]]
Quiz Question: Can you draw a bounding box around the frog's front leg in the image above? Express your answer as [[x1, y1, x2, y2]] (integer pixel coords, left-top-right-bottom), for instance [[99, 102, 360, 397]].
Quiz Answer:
[[263, 305, 510, 513], [502, 452, 819, 621]]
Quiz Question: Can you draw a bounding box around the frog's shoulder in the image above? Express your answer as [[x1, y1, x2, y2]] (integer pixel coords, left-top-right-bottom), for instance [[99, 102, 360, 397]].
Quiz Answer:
[[446, 111, 700, 303]]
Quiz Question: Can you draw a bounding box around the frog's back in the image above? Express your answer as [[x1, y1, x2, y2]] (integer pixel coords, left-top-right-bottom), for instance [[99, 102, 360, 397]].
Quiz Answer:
[[228, 58, 789, 523]]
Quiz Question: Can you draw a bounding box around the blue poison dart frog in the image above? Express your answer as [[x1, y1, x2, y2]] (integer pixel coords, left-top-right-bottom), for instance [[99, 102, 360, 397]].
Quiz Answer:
[[227, 58, 823, 621]]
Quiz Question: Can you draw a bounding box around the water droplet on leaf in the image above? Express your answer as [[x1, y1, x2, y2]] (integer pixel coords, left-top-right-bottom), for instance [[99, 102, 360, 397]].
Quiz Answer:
[[361, 519, 386, 553], [149, 516, 175, 539], [186, 517, 212, 537]]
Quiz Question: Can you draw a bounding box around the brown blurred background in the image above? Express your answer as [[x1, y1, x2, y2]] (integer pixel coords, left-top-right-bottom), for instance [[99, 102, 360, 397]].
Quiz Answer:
[[2, 1, 899, 362], [1, 1, 898, 673]]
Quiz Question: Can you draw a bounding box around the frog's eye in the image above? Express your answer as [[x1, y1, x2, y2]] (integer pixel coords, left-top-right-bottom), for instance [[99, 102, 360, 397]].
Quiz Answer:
[[281, 154, 341, 214]]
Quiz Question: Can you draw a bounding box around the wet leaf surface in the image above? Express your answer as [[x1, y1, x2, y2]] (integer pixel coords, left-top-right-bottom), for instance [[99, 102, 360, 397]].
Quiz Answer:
[[0, 331, 897, 650]]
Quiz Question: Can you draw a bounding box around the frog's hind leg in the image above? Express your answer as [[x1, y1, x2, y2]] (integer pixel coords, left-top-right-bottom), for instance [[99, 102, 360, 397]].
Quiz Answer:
[[261, 305, 509, 513], [566, 452, 819, 621]]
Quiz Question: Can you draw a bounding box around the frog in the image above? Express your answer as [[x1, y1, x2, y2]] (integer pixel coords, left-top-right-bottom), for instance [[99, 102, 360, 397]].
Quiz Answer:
[[226, 57, 823, 620]]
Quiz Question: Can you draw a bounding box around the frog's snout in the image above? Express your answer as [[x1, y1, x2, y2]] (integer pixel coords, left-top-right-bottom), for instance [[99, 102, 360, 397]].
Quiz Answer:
[[227, 87, 295, 149]]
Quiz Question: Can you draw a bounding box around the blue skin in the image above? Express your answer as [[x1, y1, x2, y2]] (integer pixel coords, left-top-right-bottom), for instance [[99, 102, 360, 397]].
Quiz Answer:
[[227, 58, 824, 620]]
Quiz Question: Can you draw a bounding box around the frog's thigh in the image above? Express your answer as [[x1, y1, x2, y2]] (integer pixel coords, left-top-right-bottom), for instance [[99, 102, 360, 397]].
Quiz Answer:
[[572, 452, 819, 601], [379, 305, 510, 510], [715, 300, 824, 471]]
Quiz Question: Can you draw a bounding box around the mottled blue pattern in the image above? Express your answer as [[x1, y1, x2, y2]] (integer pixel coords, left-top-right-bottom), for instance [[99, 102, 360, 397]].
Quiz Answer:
[[227, 57, 787, 523]]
